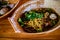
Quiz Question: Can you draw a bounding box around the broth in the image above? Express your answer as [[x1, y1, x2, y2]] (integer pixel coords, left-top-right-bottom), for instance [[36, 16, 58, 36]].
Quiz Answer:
[[18, 8, 59, 33]]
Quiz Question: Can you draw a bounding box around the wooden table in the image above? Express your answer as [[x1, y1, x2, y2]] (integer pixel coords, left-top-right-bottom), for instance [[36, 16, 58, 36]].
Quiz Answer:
[[0, 0, 60, 40]]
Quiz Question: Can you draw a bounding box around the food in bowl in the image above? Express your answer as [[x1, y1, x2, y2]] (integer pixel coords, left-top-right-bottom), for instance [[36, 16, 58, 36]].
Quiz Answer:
[[18, 8, 59, 33], [0, 0, 15, 16]]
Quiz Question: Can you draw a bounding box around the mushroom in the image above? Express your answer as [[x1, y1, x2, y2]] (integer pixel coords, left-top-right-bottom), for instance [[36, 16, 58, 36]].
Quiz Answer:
[[49, 14, 57, 20], [0, 8, 9, 15]]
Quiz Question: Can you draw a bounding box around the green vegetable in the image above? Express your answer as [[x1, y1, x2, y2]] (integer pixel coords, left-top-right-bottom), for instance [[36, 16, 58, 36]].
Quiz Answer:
[[0, 1, 8, 8], [52, 21, 56, 25], [25, 13, 32, 20], [18, 18, 24, 26], [51, 20, 56, 26], [36, 13, 44, 19], [2, 1, 8, 5], [29, 10, 35, 13], [18, 18, 22, 22], [47, 8, 51, 11], [25, 10, 44, 20], [18, 10, 44, 27]]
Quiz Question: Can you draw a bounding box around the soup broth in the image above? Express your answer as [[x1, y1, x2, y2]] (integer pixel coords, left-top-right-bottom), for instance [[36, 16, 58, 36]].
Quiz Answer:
[[18, 8, 59, 33]]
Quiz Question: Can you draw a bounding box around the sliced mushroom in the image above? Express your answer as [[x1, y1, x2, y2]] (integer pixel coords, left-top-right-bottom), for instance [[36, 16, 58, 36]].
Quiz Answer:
[[49, 14, 57, 20], [0, 8, 9, 15]]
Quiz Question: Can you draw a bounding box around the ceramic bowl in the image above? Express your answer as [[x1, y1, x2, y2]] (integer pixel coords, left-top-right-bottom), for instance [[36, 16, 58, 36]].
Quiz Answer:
[[0, 0, 20, 18], [8, 0, 60, 36]]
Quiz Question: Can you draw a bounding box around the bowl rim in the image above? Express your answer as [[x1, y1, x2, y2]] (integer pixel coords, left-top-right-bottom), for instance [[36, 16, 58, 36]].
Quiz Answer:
[[0, 0, 20, 19], [8, 0, 60, 35]]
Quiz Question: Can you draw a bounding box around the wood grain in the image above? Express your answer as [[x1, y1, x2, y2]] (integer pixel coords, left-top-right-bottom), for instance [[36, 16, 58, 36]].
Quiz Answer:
[[0, 0, 60, 40]]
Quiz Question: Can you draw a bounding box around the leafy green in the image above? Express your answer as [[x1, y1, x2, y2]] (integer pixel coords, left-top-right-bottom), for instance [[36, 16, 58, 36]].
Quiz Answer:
[[2, 1, 8, 5], [52, 21, 56, 25], [47, 8, 51, 11], [51, 20, 56, 26], [25, 13, 32, 20], [36, 13, 44, 18], [18, 18, 22, 22], [18, 10, 44, 27], [0, 1, 8, 7], [25, 10, 44, 20], [18, 18, 24, 26]]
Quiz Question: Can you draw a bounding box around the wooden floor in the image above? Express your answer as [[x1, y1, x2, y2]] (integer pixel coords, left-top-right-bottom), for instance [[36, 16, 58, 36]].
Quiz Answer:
[[0, 0, 60, 40]]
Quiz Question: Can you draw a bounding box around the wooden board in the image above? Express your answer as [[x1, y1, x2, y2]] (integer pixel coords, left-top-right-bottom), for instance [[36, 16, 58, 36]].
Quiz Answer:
[[0, 0, 60, 40]]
